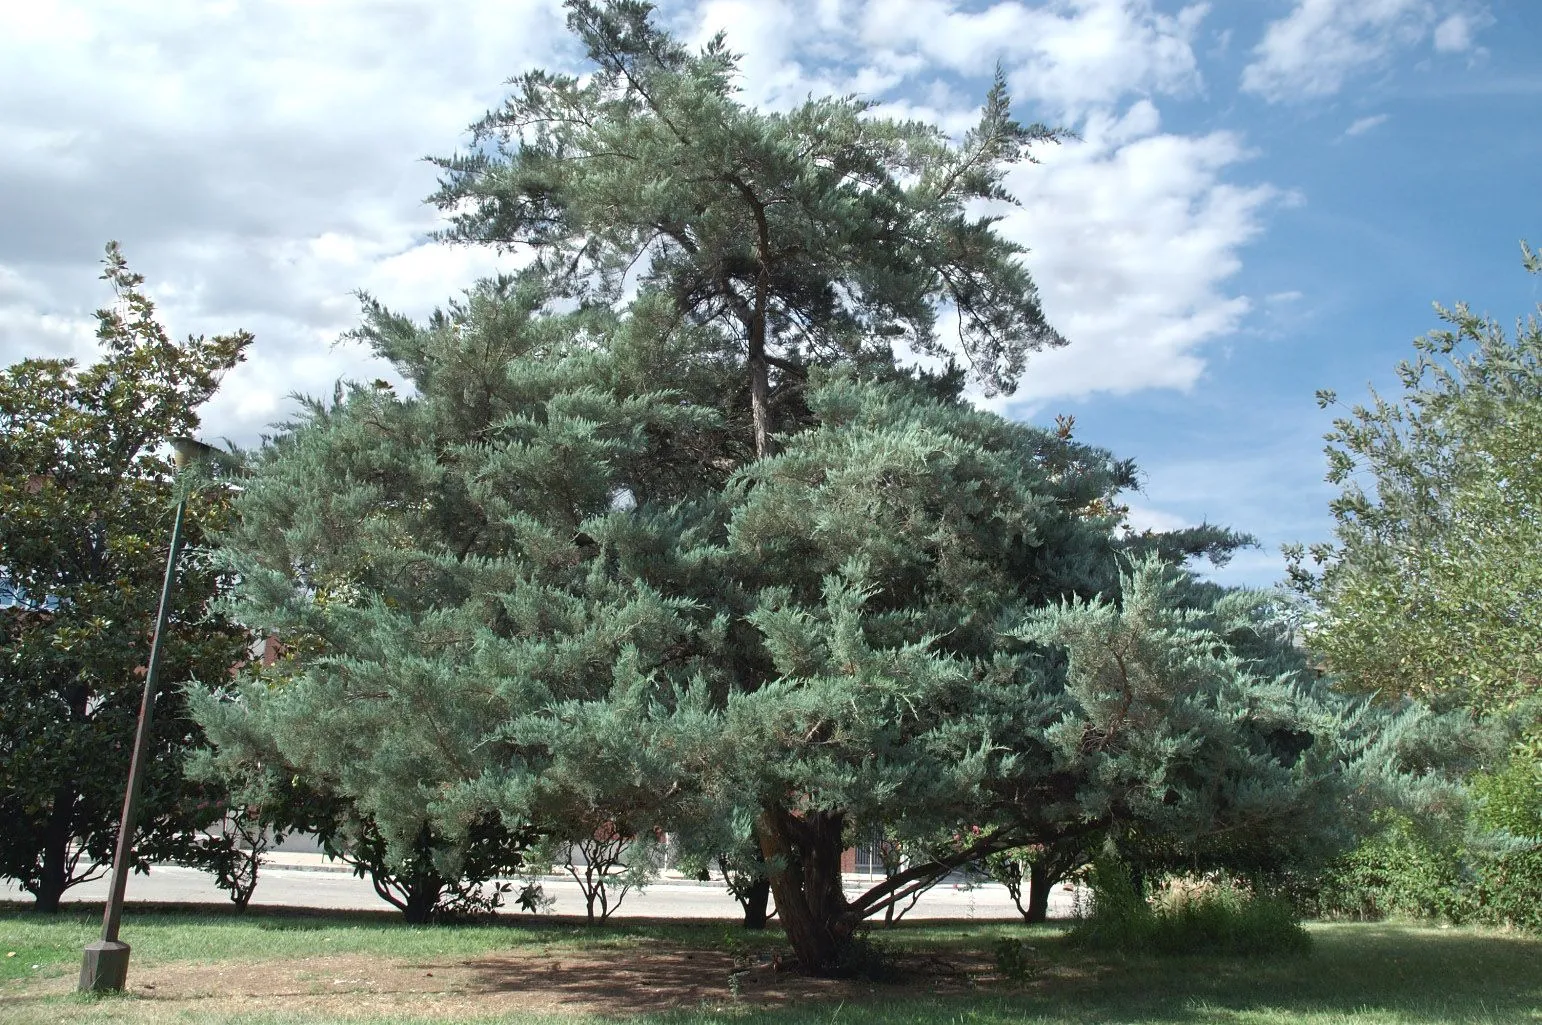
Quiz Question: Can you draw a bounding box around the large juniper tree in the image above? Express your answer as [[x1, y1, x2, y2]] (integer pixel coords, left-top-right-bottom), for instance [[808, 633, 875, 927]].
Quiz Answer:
[[201, 0, 1457, 971], [513, 373, 1447, 971]]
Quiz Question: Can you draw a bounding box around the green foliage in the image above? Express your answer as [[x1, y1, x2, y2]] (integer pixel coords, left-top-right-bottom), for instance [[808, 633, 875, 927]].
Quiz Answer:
[[1304, 812, 1471, 923], [1303, 755, 1542, 931], [1283, 244, 1542, 935], [430, 0, 1067, 455], [1285, 242, 1542, 716], [1463, 752, 1542, 931], [990, 935, 1040, 982], [197, 0, 1461, 973], [1070, 856, 1311, 958], [0, 242, 252, 910]]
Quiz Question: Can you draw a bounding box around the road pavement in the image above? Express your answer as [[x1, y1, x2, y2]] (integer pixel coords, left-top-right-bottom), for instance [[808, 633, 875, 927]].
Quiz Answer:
[[0, 857, 1079, 921]]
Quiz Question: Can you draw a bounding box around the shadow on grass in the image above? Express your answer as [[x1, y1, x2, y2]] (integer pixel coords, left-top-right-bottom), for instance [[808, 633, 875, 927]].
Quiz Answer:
[[3, 906, 1537, 1024]]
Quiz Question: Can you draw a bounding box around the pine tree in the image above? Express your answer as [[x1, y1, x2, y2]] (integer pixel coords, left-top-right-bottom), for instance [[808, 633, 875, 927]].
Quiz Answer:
[[429, 0, 1065, 458], [0, 244, 251, 910], [195, 268, 738, 919]]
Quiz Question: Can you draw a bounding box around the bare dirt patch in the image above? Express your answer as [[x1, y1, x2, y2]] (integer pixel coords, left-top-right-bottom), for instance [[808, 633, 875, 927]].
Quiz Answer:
[[7, 944, 1005, 1021]]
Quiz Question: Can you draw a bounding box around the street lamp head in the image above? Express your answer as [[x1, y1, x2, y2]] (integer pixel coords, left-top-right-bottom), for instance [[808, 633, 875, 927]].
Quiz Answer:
[[169, 437, 247, 481], [170, 436, 224, 470]]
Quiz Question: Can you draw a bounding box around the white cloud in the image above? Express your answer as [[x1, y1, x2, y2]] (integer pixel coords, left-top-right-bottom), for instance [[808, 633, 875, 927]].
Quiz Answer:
[[1433, 12, 1471, 51], [2, 0, 1278, 452], [979, 102, 1278, 408], [861, 0, 1210, 118], [1344, 113, 1390, 136], [1241, 0, 1492, 102], [0, 0, 566, 441], [1123, 503, 1193, 534]]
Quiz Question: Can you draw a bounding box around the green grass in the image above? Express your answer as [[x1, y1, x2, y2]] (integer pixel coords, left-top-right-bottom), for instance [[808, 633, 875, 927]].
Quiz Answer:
[[2, 904, 1539, 1024], [0, 901, 746, 984]]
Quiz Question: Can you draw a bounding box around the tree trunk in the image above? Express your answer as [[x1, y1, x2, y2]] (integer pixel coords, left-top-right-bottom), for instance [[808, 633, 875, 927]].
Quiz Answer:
[[741, 876, 772, 930], [1024, 861, 1051, 924], [748, 286, 773, 458], [401, 881, 440, 924], [32, 784, 79, 913], [758, 805, 853, 975]]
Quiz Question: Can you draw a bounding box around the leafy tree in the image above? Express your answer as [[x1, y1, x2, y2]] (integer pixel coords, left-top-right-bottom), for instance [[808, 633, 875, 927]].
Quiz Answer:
[[1285, 243, 1542, 717], [0, 243, 251, 910], [1282, 244, 1542, 931], [429, 0, 1065, 457], [199, 0, 1453, 971], [511, 374, 1445, 972], [192, 268, 728, 921]]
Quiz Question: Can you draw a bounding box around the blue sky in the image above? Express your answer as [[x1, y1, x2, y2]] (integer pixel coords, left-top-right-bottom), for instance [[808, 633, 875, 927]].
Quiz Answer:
[[1, 0, 1537, 592]]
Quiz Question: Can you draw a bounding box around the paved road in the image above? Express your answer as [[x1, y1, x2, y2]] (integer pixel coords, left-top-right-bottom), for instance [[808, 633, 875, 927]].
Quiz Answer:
[[0, 864, 1078, 921]]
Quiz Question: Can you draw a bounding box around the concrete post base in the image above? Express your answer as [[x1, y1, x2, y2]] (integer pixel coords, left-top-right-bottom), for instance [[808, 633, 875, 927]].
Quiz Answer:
[[80, 940, 131, 993]]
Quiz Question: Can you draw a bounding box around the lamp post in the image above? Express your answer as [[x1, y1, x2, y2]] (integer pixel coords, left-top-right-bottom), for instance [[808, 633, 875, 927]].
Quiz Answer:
[[80, 437, 226, 993]]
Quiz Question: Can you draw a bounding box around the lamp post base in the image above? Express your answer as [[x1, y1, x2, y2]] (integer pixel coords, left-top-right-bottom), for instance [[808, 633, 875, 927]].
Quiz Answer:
[[79, 940, 131, 993]]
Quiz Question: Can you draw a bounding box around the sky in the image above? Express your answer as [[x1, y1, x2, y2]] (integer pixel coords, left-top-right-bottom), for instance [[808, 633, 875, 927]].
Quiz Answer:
[[3, 0, 1538, 593]]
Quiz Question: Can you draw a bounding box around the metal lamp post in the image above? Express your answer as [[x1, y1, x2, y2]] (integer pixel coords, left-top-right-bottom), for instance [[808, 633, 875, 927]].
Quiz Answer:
[[80, 437, 226, 993]]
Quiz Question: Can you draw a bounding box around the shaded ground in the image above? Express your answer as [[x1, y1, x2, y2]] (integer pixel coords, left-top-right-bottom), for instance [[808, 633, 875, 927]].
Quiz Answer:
[[3, 910, 1539, 1025], [4, 943, 1013, 1021]]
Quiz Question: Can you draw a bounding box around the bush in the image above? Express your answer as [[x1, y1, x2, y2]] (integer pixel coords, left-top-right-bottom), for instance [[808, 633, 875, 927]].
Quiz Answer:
[[1470, 755, 1542, 931], [991, 936, 1039, 982], [1303, 812, 1473, 923], [1068, 857, 1311, 957], [1301, 756, 1542, 931]]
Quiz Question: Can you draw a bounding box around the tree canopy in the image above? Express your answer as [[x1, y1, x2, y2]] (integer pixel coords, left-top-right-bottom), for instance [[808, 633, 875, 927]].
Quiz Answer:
[[198, 0, 1465, 972], [203, 269, 1451, 969], [429, 0, 1065, 456], [1285, 243, 1542, 722], [0, 243, 252, 910]]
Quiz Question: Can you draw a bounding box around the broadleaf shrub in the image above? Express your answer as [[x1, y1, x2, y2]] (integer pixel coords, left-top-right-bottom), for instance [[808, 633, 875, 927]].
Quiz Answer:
[[1302, 812, 1471, 922], [1300, 755, 1542, 931]]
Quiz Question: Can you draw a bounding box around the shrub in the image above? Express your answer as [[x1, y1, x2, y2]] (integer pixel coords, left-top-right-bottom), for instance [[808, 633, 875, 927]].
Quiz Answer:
[[1304, 812, 1473, 923], [1301, 757, 1542, 932], [1068, 856, 1311, 957], [1470, 755, 1542, 931], [991, 936, 1039, 982]]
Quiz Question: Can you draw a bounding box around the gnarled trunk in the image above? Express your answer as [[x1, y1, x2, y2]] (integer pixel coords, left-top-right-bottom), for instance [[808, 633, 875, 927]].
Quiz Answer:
[[758, 805, 854, 975], [400, 879, 442, 924]]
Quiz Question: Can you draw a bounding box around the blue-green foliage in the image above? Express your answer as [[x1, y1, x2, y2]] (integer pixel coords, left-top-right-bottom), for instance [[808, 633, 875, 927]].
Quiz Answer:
[[194, 1, 1481, 953]]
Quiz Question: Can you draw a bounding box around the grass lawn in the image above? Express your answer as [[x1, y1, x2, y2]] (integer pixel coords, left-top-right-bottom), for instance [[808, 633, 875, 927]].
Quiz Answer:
[[0, 903, 1537, 1025]]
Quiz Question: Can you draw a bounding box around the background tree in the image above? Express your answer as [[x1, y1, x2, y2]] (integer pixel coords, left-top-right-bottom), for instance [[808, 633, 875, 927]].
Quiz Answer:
[[1285, 242, 1542, 719], [430, 0, 1065, 458], [0, 243, 251, 911], [1284, 243, 1542, 930]]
